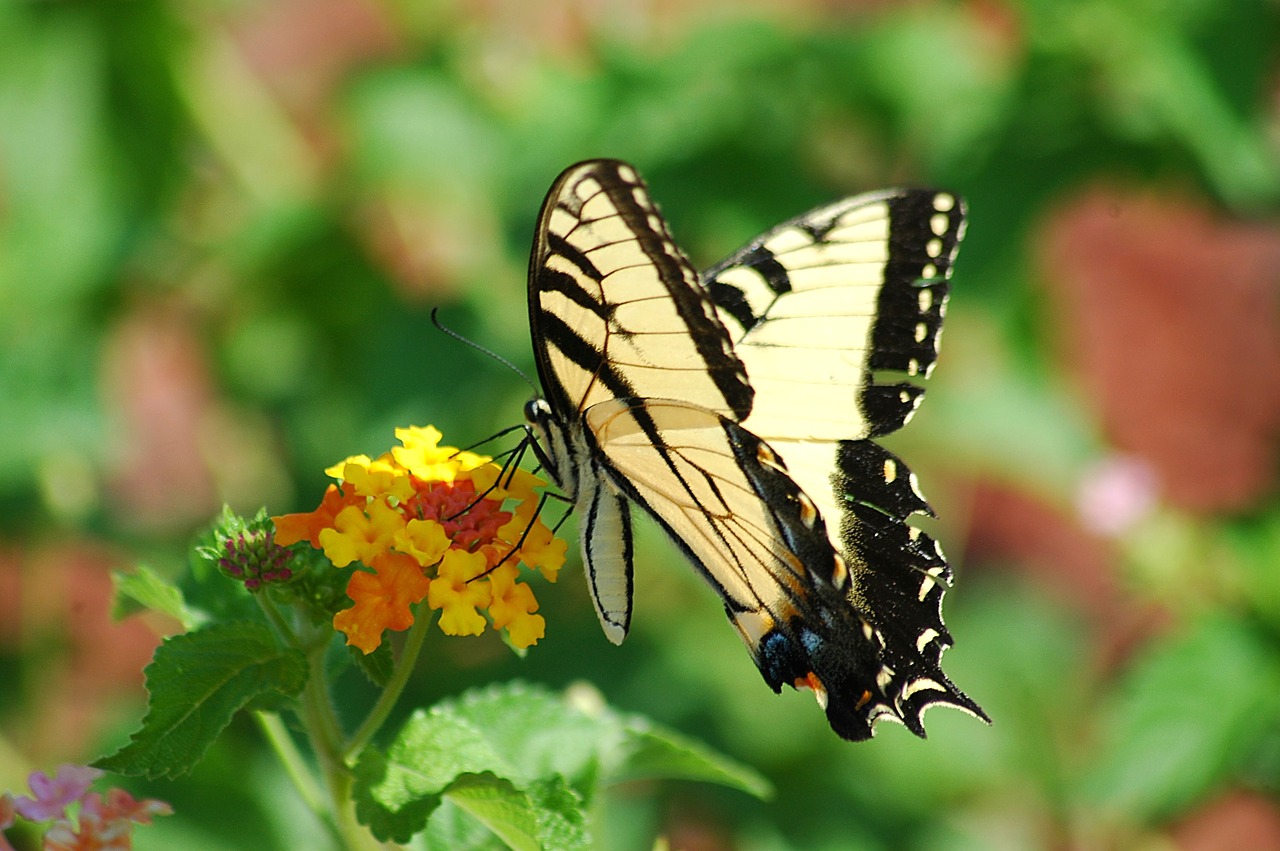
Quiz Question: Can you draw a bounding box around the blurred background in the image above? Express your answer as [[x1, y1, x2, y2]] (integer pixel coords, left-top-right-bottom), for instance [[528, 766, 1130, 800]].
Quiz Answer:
[[3, 0, 1280, 848]]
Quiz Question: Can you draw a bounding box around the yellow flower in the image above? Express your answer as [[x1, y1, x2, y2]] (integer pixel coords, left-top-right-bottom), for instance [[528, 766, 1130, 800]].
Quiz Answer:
[[326, 454, 416, 503], [469, 464, 545, 502], [498, 503, 566, 581], [428, 549, 492, 637], [487, 562, 546, 649], [521, 520, 567, 582], [392, 425, 490, 484], [318, 501, 404, 568], [394, 518, 450, 567]]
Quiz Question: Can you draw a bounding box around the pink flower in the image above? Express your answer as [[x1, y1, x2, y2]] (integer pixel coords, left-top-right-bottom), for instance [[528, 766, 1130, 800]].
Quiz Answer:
[[12, 765, 103, 822]]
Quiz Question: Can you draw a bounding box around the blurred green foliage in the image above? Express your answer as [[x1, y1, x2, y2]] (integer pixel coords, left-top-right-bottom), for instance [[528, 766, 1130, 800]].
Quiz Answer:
[[2, 0, 1280, 849]]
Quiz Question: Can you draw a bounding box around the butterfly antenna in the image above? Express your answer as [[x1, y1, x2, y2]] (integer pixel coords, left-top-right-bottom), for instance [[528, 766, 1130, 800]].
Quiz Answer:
[[431, 307, 539, 396], [442, 442, 524, 520]]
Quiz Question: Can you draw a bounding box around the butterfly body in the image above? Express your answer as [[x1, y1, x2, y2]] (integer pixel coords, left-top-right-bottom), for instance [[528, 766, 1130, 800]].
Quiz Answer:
[[524, 159, 986, 740]]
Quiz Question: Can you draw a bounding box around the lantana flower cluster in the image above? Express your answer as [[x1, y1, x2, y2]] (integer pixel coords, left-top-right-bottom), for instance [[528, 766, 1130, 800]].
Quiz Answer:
[[273, 425, 567, 653], [0, 764, 170, 851]]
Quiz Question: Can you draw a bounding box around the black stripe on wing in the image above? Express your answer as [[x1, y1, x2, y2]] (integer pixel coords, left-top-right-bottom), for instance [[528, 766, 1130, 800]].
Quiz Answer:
[[861, 191, 963, 437], [701, 188, 964, 440]]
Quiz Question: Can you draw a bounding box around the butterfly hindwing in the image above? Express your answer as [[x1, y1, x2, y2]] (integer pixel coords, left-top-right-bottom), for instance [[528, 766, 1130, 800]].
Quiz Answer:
[[524, 159, 986, 740]]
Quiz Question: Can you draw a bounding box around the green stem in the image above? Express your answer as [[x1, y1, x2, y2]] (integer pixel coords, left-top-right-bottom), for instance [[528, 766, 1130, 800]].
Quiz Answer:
[[345, 603, 437, 762], [296, 625, 381, 851], [254, 595, 375, 848], [255, 712, 331, 826], [258, 592, 302, 650]]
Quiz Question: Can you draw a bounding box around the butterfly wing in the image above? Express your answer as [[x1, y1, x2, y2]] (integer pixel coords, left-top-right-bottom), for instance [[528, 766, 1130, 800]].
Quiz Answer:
[[526, 160, 985, 739], [528, 159, 752, 422], [526, 159, 753, 643], [702, 189, 985, 735]]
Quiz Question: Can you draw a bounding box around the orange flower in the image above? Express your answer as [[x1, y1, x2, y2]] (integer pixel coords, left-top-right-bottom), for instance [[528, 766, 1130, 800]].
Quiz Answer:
[[273, 484, 357, 548], [333, 553, 432, 654]]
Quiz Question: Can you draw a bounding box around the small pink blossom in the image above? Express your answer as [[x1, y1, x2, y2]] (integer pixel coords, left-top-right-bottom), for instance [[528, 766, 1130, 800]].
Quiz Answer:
[[1077, 455, 1159, 537], [12, 765, 103, 822]]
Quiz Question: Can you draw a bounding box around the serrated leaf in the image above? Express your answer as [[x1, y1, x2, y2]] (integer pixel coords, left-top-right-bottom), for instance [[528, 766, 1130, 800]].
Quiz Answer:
[[1083, 617, 1280, 820], [354, 713, 512, 843], [444, 774, 570, 851], [445, 773, 588, 851], [422, 800, 508, 851], [112, 565, 205, 630], [94, 621, 307, 779], [522, 776, 588, 851]]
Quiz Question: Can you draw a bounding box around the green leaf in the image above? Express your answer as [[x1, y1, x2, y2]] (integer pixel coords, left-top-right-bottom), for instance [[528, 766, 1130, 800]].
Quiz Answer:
[[1082, 617, 1280, 820], [112, 564, 205, 631], [421, 800, 508, 851], [94, 621, 308, 779], [607, 720, 771, 801], [446, 774, 587, 851], [354, 713, 511, 843], [353, 682, 768, 846], [350, 641, 394, 688]]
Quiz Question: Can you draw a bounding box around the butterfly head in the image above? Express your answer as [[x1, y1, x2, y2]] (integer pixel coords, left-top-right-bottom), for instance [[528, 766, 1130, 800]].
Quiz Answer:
[[523, 398, 569, 491]]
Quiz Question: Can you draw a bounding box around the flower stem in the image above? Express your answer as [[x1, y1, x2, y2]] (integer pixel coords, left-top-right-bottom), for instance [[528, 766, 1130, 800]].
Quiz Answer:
[[255, 712, 333, 833], [345, 603, 436, 762], [291, 618, 381, 850], [258, 592, 302, 650]]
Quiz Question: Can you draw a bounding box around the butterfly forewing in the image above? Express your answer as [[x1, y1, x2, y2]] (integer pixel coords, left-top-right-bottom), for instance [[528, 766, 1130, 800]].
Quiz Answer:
[[529, 161, 753, 422]]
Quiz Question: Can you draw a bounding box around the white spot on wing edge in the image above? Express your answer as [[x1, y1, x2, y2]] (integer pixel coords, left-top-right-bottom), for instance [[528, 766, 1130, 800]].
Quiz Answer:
[[875, 666, 895, 691], [918, 573, 937, 601], [933, 193, 956, 213], [902, 677, 945, 700], [916, 628, 940, 654]]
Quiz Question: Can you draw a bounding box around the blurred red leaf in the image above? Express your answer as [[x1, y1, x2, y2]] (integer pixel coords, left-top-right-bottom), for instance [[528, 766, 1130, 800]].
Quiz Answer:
[[0, 543, 168, 761], [231, 0, 400, 119], [963, 478, 1168, 669], [1040, 187, 1280, 513], [100, 303, 218, 531], [1171, 790, 1280, 851]]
